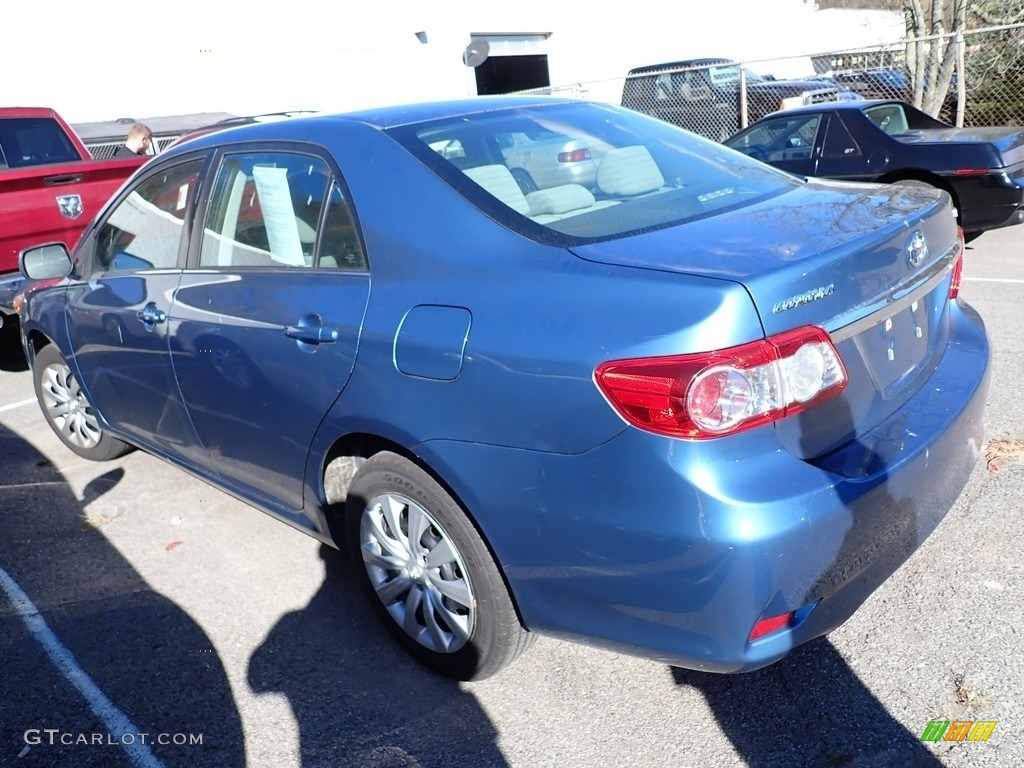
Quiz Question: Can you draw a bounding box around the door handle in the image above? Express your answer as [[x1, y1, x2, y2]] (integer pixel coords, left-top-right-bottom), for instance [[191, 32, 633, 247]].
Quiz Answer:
[[137, 303, 167, 325], [285, 313, 338, 345], [285, 324, 339, 343]]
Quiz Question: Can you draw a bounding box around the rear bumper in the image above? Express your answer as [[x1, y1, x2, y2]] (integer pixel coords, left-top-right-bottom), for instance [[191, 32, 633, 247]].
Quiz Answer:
[[419, 299, 990, 672], [950, 169, 1024, 232]]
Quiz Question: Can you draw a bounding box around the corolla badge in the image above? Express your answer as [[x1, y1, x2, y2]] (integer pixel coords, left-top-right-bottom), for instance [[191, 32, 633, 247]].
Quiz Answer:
[[56, 194, 83, 219], [906, 230, 928, 268], [772, 283, 835, 314]]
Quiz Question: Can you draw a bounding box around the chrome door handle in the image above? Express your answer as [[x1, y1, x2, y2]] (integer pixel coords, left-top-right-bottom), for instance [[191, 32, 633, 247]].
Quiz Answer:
[[137, 303, 167, 325], [285, 324, 338, 343]]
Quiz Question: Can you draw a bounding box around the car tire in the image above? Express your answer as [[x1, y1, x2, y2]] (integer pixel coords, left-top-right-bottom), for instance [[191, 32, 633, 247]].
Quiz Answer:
[[32, 344, 131, 462], [345, 451, 533, 680]]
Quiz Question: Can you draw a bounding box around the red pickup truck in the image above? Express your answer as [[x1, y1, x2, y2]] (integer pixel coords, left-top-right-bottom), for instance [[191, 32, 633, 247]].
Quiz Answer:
[[0, 107, 147, 327]]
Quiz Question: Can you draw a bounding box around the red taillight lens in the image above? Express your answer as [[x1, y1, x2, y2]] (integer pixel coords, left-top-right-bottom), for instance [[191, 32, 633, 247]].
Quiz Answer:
[[950, 227, 965, 299], [557, 148, 591, 163], [750, 611, 795, 641], [594, 326, 847, 439]]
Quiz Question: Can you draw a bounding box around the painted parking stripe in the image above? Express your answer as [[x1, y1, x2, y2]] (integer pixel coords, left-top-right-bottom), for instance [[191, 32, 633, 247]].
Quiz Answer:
[[0, 398, 36, 414], [0, 567, 164, 768], [964, 277, 1024, 284]]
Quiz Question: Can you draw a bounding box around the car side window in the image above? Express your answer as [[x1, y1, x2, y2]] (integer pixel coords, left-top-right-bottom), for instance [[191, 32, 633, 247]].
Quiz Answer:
[[199, 151, 331, 268], [865, 104, 910, 135], [318, 181, 366, 270], [822, 115, 862, 158], [730, 114, 820, 161], [93, 159, 203, 274]]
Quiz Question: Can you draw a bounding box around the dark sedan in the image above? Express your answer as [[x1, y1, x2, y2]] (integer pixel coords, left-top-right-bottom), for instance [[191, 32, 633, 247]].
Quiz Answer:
[[17, 97, 989, 681], [724, 99, 1024, 235]]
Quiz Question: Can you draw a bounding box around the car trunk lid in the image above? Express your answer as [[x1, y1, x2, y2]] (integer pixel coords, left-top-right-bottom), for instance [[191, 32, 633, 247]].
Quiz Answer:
[[897, 126, 1024, 167], [570, 178, 961, 458]]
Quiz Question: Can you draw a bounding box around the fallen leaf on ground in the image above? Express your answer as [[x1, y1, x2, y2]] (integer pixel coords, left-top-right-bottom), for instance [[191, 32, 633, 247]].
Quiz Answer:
[[986, 438, 1024, 473]]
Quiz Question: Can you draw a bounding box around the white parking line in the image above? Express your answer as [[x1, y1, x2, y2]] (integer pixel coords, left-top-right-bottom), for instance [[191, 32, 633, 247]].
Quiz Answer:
[[0, 567, 164, 768], [0, 398, 36, 414], [964, 277, 1024, 284]]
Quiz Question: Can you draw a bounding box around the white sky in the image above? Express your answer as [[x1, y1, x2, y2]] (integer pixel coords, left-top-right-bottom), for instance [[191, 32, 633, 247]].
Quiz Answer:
[[2, 0, 904, 123]]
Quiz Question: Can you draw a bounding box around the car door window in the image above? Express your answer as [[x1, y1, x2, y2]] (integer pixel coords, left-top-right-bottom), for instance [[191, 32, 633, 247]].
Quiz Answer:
[[318, 181, 366, 270], [93, 159, 203, 274], [199, 151, 331, 268], [822, 115, 862, 158], [730, 114, 820, 161]]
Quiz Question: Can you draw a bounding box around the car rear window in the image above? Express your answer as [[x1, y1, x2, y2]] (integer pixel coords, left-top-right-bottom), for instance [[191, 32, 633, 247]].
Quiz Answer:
[[0, 117, 80, 169], [388, 102, 799, 244]]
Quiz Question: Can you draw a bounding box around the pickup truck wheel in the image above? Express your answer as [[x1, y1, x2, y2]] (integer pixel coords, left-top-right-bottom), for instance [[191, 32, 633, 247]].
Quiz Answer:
[[345, 451, 532, 680], [33, 344, 131, 461]]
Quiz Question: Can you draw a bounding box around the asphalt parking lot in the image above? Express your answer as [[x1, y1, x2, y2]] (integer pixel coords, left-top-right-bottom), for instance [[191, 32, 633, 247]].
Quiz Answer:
[[1, 226, 1021, 768]]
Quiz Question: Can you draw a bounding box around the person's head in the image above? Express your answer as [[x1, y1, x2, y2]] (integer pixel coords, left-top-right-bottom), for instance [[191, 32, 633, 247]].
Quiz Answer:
[[125, 123, 153, 154]]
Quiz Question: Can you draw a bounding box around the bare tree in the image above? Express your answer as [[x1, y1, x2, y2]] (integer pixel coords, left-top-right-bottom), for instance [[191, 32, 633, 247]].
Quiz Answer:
[[901, 0, 966, 115], [899, 0, 1023, 116]]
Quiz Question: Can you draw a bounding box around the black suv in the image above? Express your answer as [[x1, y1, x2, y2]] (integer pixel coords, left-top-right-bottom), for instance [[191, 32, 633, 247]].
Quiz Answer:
[[622, 58, 851, 141]]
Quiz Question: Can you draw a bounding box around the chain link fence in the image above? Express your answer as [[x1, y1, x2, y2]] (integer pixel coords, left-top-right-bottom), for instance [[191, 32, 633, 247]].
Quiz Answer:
[[530, 22, 1024, 142], [86, 136, 181, 160]]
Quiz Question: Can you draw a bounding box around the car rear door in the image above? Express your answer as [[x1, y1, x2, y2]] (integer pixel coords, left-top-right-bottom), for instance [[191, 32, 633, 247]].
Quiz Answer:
[[169, 147, 370, 512], [65, 156, 208, 459]]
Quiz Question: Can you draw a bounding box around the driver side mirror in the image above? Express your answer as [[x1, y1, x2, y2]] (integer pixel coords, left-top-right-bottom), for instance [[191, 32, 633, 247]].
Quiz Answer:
[[20, 243, 72, 281]]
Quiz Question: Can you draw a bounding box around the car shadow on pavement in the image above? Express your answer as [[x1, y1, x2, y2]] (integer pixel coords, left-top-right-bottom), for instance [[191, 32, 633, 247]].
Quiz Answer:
[[672, 637, 942, 768], [0, 424, 245, 767], [674, 397, 952, 768], [248, 544, 509, 768]]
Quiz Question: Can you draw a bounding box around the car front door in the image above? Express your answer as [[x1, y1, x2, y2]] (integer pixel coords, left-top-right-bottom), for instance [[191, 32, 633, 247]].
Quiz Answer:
[[65, 157, 208, 459], [170, 148, 370, 512]]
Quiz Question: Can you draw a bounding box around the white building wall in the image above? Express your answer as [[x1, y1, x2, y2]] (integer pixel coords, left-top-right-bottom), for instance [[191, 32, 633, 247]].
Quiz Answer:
[[2, 0, 902, 124]]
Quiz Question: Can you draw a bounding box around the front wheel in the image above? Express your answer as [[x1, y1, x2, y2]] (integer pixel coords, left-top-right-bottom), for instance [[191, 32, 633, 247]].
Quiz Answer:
[[345, 452, 532, 680], [32, 344, 131, 461]]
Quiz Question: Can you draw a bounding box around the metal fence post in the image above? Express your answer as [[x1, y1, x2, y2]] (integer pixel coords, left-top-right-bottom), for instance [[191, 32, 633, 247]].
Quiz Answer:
[[739, 67, 748, 129], [955, 30, 966, 128]]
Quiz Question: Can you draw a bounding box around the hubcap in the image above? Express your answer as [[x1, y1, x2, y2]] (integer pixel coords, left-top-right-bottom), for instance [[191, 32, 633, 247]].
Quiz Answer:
[[40, 363, 102, 450], [359, 493, 475, 654]]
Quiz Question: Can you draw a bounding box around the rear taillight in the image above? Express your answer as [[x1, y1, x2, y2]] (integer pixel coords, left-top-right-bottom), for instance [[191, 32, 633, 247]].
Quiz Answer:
[[557, 149, 591, 163], [594, 326, 847, 439], [950, 227, 965, 299]]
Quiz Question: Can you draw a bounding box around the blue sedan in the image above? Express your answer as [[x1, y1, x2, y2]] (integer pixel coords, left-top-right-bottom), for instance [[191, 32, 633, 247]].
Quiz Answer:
[[17, 96, 990, 680]]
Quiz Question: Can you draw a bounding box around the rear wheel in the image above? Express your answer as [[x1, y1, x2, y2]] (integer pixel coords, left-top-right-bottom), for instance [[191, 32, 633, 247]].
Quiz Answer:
[[32, 344, 131, 461], [345, 451, 532, 680]]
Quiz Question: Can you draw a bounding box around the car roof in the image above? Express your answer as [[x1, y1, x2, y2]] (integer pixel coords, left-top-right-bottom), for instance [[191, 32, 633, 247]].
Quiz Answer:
[[760, 99, 903, 117], [164, 95, 590, 155], [335, 95, 587, 129], [627, 59, 735, 75]]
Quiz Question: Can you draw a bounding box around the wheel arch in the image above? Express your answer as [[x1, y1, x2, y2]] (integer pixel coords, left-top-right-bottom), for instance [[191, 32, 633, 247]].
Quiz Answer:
[[875, 169, 961, 222], [318, 431, 531, 629], [24, 328, 54, 366]]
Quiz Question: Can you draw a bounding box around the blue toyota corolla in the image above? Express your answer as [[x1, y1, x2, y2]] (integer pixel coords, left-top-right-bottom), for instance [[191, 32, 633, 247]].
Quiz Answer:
[[17, 97, 990, 680]]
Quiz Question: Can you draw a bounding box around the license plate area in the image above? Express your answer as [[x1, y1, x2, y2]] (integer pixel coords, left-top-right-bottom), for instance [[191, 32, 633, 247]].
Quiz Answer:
[[853, 298, 934, 398]]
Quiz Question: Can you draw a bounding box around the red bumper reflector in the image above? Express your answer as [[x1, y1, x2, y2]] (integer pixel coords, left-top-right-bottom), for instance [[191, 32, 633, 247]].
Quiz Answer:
[[750, 611, 795, 641]]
